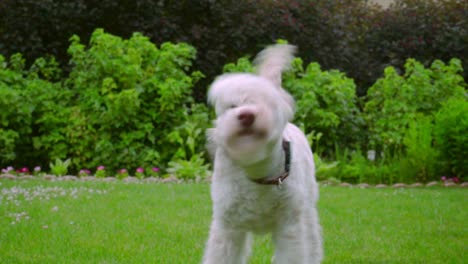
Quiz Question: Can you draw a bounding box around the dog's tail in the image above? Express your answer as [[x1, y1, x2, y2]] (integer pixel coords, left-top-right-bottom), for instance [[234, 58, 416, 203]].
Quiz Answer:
[[254, 44, 296, 88]]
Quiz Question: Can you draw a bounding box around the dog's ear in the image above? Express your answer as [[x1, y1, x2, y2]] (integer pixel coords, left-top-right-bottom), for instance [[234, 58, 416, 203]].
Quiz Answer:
[[282, 90, 295, 121], [254, 44, 296, 88]]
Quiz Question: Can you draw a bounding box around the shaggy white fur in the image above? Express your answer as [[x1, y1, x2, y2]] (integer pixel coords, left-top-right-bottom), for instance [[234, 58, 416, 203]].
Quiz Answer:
[[203, 44, 323, 264]]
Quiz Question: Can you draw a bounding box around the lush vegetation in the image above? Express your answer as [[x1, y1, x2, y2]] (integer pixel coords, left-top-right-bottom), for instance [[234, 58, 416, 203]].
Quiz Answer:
[[1, 180, 466, 263], [1, 28, 467, 183], [0, 30, 210, 177], [222, 52, 467, 184]]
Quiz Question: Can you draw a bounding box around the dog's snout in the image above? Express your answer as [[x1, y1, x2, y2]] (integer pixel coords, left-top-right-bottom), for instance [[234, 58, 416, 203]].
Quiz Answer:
[[238, 111, 255, 127]]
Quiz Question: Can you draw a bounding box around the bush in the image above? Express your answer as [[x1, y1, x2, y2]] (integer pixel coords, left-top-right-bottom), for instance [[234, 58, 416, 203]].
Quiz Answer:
[[1, 24, 466, 182], [0, 55, 27, 163], [399, 117, 439, 182], [284, 59, 363, 156], [0, 53, 65, 168], [364, 58, 466, 153], [328, 91, 464, 185], [60, 29, 207, 172], [434, 98, 468, 180], [1, 29, 210, 174]]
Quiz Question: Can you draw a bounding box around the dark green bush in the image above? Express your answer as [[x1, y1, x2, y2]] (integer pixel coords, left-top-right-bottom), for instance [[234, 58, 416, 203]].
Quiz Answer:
[[0, 55, 27, 163], [0, 54, 66, 168]]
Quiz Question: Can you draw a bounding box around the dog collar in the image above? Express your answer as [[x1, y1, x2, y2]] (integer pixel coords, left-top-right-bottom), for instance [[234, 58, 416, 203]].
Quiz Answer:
[[252, 139, 291, 186]]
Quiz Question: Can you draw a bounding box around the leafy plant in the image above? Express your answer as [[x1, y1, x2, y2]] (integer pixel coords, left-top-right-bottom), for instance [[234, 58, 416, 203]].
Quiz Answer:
[[166, 155, 210, 181], [116, 169, 129, 180], [58, 29, 208, 172], [313, 153, 339, 182], [364, 58, 466, 154], [285, 59, 363, 156], [0, 29, 212, 176], [95, 166, 106, 178], [135, 167, 145, 180], [400, 117, 439, 182], [434, 98, 468, 180], [168, 105, 210, 159], [0, 54, 31, 165], [223, 57, 255, 73], [306, 131, 323, 157], [49, 158, 71, 176], [0, 53, 68, 168]]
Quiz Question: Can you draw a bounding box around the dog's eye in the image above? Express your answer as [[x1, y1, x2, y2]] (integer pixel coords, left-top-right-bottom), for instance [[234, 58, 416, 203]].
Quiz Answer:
[[229, 104, 237, 109]]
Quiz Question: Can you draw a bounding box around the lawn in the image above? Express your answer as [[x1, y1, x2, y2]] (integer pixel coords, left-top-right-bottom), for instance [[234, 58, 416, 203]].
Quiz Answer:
[[0, 179, 466, 263]]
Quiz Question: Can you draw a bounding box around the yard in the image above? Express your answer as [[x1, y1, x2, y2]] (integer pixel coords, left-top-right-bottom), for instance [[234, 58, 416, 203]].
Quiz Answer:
[[0, 179, 466, 263]]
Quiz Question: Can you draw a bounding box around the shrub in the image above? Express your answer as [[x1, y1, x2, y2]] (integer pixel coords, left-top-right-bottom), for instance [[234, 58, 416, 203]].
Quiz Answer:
[[0, 53, 66, 168], [434, 98, 468, 180], [1, 29, 210, 174], [284, 59, 363, 156], [364, 58, 466, 154], [0, 54, 29, 164], [400, 117, 439, 182], [27, 58, 72, 167], [58, 29, 207, 172], [319, 114, 458, 184]]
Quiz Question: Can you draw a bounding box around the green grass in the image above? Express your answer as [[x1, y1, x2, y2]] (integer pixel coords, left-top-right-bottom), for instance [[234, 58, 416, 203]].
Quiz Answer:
[[0, 180, 466, 263]]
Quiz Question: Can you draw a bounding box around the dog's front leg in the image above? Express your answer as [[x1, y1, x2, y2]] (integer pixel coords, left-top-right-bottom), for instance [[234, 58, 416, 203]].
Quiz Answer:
[[203, 221, 252, 264], [272, 216, 309, 264], [305, 207, 323, 263]]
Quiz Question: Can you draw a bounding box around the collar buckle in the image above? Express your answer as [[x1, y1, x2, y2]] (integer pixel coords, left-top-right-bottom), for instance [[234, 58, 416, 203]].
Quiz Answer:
[[251, 139, 291, 186]]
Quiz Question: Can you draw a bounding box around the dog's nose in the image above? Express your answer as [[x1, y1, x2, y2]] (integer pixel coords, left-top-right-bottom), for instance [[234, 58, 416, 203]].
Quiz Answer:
[[238, 111, 255, 127]]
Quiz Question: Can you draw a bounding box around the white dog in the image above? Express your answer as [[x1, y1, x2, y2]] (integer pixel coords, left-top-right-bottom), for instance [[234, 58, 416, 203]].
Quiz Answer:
[[202, 44, 323, 264]]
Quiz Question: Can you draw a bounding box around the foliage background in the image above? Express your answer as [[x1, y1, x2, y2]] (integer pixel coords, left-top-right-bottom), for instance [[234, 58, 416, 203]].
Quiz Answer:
[[0, 30, 210, 175], [0, 0, 467, 182]]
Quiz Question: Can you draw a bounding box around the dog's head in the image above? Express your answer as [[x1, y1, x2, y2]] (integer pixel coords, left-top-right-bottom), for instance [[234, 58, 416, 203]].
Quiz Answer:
[[207, 44, 296, 165]]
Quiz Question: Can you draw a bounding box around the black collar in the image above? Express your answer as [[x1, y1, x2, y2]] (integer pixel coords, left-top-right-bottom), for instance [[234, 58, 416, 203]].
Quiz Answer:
[[252, 139, 291, 185]]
